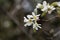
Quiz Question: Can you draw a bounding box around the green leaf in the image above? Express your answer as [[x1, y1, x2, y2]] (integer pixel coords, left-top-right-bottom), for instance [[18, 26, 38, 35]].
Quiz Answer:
[[41, 12, 47, 17], [51, 2, 57, 6], [33, 29, 36, 32], [57, 7, 60, 15]]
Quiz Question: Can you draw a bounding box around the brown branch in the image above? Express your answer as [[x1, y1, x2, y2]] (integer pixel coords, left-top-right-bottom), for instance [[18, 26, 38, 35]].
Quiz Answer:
[[10, 0, 22, 16], [3, 0, 35, 40], [6, 12, 35, 40], [44, 16, 57, 21]]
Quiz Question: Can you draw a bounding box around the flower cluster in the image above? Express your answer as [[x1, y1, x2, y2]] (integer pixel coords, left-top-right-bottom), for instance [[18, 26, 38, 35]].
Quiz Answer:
[[24, 1, 60, 30], [24, 12, 41, 30], [36, 1, 56, 14]]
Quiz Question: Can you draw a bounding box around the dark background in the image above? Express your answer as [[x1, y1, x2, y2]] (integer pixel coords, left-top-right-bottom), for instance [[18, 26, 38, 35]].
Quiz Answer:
[[0, 0, 60, 40]]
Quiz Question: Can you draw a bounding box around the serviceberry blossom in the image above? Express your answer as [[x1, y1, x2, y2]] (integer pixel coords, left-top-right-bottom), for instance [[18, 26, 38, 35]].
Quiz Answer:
[[24, 12, 41, 30], [24, 1, 60, 31], [47, 4, 56, 14], [33, 22, 41, 30], [36, 1, 56, 14], [24, 17, 33, 27], [41, 1, 48, 11], [41, 1, 56, 14], [31, 12, 40, 20]]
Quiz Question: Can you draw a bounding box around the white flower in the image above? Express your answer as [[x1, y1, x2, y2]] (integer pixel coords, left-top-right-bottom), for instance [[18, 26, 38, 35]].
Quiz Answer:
[[57, 2, 60, 6], [24, 12, 41, 30], [41, 1, 48, 11], [33, 22, 41, 30], [24, 12, 40, 27], [31, 12, 40, 20], [47, 4, 56, 14], [41, 1, 55, 14], [24, 17, 33, 27]]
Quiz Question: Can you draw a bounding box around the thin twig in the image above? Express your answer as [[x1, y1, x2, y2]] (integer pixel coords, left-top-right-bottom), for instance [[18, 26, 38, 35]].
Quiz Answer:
[[10, 0, 22, 16], [44, 16, 58, 21]]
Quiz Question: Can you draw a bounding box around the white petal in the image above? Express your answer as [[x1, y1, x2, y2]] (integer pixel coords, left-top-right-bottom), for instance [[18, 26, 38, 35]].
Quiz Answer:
[[42, 1, 48, 12], [27, 15, 33, 19], [38, 26, 41, 28], [36, 3, 42, 8], [28, 21, 33, 25], [43, 1, 47, 7], [52, 7, 56, 10], [50, 6, 55, 10], [35, 27, 38, 30], [41, 7, 47, 11], [48, 10, 52, 14], [24, 17, 28, 22], [36, 17, 39, 20], [32, 12, 35, 16], [24, 22, 33, 27], [37, 3, 42, 6], [35, 15, 40, 20], [24, 23, 28, 27], [36, 14, 40, 16], [33, 24, 38, 30], [33, 24, 36, 28]]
